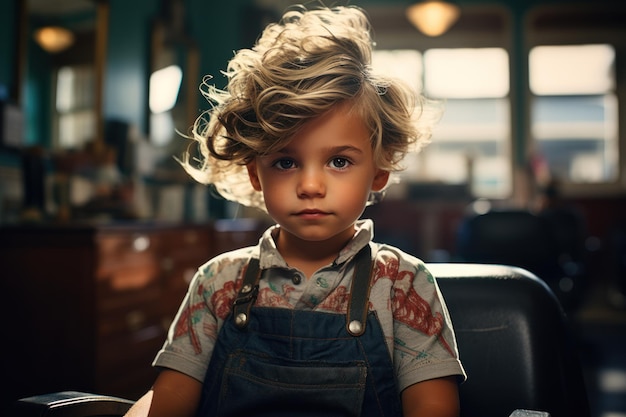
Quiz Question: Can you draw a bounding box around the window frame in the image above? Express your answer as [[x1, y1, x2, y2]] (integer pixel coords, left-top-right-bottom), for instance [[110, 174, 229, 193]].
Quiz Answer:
[[525, 4, 626, 197]]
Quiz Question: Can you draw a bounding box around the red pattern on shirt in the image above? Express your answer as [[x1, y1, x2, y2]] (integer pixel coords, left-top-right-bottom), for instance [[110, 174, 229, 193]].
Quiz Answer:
[[173, 272, 243, 354], [212, 280, 239, 320], [317, 285, 350, 313], [375, 258, 454, 356], [173, 301, 207, 354], [257, 285, 295, 307]]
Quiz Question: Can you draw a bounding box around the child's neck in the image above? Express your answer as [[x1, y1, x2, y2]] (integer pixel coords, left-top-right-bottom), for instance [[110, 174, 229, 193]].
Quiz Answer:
[[275, 228, 355, 278]]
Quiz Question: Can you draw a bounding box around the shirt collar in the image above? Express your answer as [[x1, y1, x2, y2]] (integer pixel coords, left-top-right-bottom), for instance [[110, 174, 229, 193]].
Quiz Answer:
[[258, 219, 374, 270]]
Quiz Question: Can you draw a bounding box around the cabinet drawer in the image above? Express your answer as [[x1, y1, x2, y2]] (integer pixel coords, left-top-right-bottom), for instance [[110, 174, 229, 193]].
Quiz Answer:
[[97, 287, 165, 338], [97, 262, 162, 309], [157, 228, 211, 247], [157, 228, 213, 262], [97, 233, 155, 263]]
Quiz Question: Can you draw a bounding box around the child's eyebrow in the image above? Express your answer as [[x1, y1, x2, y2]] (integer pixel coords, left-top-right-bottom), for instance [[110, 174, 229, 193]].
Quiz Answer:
[[326, 145, 364, 155], [274, 145, 365, 155]]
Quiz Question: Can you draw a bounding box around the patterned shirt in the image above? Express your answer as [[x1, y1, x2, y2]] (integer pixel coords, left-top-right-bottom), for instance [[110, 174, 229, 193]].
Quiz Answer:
[[153, 219, 466, 391]]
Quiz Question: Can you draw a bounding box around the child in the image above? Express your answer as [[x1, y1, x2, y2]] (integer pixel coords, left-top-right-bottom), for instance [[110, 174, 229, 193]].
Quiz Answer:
[[126, 4, 465, 417]]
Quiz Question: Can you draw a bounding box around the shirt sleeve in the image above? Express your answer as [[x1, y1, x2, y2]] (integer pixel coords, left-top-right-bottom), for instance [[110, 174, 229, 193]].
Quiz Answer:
[[152, 251, 249, 382], [389, 253, 466, 391]]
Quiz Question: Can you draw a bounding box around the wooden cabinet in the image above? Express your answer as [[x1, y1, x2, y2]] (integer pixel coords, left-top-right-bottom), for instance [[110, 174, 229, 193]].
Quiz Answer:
[[0, 221, 264, 414], [93, 226, 214, 397]]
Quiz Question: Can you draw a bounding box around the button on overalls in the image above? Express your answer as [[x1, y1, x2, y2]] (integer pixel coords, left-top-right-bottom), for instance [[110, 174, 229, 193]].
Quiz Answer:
[[196, 245, 403, 417]]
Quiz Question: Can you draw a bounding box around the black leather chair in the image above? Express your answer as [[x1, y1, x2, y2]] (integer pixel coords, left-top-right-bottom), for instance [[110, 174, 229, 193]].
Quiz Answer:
[[429, 263, 589, 417], [12, 264, 590, 417]]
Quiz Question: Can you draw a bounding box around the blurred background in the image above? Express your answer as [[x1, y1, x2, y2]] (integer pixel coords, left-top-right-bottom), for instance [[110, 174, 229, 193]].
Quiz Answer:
[[0, 0, 624, 416]]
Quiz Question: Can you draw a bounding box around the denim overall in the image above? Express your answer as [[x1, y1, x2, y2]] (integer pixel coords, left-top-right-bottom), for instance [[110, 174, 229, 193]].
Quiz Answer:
[[196, 245, 403, 417]]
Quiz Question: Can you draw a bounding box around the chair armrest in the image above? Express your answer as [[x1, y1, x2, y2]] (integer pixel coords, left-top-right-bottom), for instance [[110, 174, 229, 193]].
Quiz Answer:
[[13, 391, 134, 417], [510, 410, 551, 417]]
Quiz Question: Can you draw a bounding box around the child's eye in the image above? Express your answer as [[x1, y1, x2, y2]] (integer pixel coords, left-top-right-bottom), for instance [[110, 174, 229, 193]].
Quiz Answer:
[[329, 157, 351, 169], [273, 158, 296, 170]]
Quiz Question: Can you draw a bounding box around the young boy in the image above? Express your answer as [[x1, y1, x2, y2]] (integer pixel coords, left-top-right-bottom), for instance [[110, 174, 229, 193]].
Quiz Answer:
[[126, 5, 465, 417]]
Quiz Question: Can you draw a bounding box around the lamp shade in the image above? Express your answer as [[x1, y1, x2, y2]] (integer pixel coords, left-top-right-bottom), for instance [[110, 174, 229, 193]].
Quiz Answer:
[[33, 26, 75, 53], [406, 1, 461, 37]]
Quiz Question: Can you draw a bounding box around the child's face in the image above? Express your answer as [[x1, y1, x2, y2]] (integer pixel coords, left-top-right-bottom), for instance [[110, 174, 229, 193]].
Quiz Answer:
[[246, 103, 389, 248]]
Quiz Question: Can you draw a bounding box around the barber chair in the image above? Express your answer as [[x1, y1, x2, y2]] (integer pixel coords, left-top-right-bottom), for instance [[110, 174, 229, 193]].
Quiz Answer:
[[429, 263, 589, 417], [12, 264, 590, 417]]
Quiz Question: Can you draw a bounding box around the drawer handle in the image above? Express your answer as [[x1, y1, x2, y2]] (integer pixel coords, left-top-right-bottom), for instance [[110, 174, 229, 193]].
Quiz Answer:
[[161, 257, 174, 271], [126, 310, 146, 332]]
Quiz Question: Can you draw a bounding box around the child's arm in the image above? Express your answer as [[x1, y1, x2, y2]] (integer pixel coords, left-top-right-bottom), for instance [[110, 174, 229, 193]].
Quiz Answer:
[[124, 369, 202, 417], [401, 376, 460, 417]]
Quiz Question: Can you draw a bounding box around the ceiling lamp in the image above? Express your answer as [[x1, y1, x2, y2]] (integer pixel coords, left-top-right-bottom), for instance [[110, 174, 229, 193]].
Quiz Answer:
[[33, 26, 75, 53], [406, 1, 461, 37]]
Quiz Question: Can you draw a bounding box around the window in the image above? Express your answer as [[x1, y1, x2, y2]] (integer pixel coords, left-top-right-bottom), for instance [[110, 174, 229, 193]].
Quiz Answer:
[[373, 47, 511, 198], [149, 64, 183, 147], [54, 65, 96, 149], [529, 44, 618, 184]]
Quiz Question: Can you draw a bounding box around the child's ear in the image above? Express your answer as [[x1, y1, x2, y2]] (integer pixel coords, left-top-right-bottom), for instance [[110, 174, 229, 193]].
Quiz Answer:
[[371, 169, 390, 192], [246, 160, 262, 191]]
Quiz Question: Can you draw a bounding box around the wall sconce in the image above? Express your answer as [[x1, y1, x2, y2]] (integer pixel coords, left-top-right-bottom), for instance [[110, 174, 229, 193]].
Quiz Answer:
[[33, 26, 75, 53], [406, 1, 461, 37]]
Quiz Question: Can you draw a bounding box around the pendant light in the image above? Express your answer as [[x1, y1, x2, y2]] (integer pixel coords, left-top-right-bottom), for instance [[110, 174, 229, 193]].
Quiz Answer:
[[406, 1, 461, 37], [33, 26, 75, 53]]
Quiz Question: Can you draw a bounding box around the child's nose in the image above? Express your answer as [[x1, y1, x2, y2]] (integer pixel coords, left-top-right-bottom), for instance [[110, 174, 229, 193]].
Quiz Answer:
[[297, 168, 326, 198]]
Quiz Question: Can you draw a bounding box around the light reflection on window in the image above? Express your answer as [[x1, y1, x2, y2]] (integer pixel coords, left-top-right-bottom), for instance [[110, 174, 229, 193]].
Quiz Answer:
[[149, 64, 182, 114], [371, 50, 422, 94], [424, 48, 509, 99], [529, 44, 615, 95]]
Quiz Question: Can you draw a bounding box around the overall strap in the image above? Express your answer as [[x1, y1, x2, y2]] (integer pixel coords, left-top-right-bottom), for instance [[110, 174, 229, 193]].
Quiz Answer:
[[231, 244, 375, 335], [346, 244, 374, 336], [232, 257, 261, 329]]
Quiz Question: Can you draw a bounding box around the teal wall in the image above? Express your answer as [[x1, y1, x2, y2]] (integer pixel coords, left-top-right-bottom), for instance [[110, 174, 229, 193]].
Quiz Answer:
[[0, 0, 18, 100], [0, 0, 19, 167], [104, 0, 159, 133]]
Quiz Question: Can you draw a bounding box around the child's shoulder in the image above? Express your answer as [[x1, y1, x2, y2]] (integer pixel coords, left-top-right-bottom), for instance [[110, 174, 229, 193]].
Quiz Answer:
[[372, 241, 424, 265], [196, 245, 259, 283], [371, 241, 431, 277]]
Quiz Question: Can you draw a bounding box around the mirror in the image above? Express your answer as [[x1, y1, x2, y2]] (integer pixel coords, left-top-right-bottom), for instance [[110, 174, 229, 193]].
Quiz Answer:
[[23, 0, 107, 150], [149, 0, 199, 149], [17, 0, 110, 221]]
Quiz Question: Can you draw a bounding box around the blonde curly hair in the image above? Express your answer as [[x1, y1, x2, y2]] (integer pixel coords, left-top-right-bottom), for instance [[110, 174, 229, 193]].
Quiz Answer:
[[181, 4, 439, 210]]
